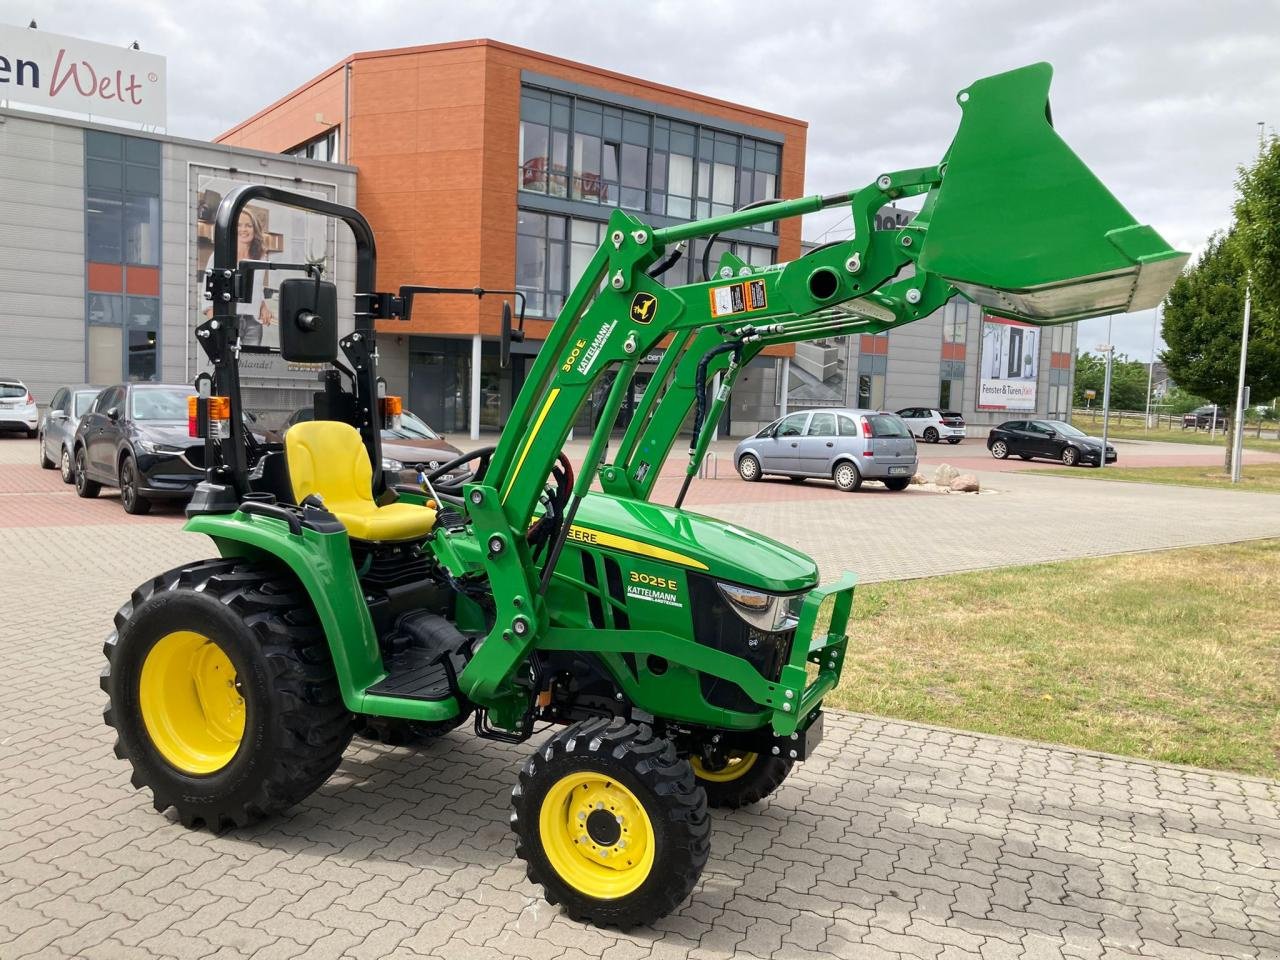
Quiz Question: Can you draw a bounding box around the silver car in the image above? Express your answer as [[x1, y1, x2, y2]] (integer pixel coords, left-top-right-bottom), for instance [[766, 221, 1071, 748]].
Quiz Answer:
[[734, 408, 918, 492], [39, 385, 104, 483]]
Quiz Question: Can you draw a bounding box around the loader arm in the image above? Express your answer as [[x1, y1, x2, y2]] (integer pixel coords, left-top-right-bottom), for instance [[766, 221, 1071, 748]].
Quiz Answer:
[[449, 61, 1187, 714]]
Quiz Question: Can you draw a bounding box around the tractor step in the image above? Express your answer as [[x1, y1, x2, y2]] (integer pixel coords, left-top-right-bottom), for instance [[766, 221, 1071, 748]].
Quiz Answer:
[[367, 647, 458, 702], [366, 610, 472, 703]]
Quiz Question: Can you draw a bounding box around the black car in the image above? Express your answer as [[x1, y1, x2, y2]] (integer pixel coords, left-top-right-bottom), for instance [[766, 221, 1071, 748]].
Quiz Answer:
[[986, 419, 1117, 467], [1182, 405, 1228, 431], [73, 383, 205, 514]]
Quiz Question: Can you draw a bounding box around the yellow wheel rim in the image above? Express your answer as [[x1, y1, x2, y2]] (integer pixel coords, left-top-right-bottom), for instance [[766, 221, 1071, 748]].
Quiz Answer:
[[139, 630, 245, 775], [538, 771, 655, 899], [691, 751, 758, 783]]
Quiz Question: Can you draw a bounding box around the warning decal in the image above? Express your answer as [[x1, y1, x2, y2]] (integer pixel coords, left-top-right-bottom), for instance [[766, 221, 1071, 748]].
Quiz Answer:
[[708, 278, 768, 318]]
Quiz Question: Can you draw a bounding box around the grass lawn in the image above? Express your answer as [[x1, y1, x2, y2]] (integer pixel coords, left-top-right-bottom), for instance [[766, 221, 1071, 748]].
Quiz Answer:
[[1071, 418, 1280, 454], [1032, 463, 1280, 493], [828, 540, 1280, 777]]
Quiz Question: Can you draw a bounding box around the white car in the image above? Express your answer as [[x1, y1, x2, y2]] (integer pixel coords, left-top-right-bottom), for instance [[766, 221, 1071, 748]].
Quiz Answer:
[[0, 379, 39, 438], [895, 407, 966, 444]]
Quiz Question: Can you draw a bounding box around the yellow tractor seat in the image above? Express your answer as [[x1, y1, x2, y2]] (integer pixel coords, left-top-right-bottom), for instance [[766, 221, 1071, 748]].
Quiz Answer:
[[285, 420, 436, 542]]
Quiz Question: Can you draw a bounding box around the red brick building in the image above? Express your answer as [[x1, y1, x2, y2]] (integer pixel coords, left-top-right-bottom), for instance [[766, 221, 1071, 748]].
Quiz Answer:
[[218, 39, 806, 437]]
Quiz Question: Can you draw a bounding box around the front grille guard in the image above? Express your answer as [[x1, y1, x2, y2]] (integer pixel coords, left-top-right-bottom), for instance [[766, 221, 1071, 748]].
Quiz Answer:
[[770, 572, 856, 736]]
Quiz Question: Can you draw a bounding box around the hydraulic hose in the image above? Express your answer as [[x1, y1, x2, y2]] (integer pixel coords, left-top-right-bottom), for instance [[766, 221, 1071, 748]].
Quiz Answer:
[[676, 341, 742, 508], [647, 242, 686, 280], [701, 198, 786, 282]]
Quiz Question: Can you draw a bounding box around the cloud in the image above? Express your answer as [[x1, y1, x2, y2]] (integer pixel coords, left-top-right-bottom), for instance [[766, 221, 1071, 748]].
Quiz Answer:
[[7, 0, 1274, 361]]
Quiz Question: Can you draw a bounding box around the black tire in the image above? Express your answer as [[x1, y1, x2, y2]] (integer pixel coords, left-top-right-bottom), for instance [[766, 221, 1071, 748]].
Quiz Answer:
[[923, 427, 939, 443], [1062, 447, 1080, 467], [60, 447, 75, 484], [101, 558, 352, 831], [692, 751, 794, 809], [512, 717, 710, 929], [737, 453, 762, 482], [26, 427, 37, 439], [39, 433, 54, 469], [788, 476, 806, 484], [990, 440, 1009, 460], [1019, 454, 1033, 461], [74, 446, 101, 498], [884, 477, 911, 491], [119, 455, 151, 515], [833, 460, 862, 492], [946, 437, 962, 445]]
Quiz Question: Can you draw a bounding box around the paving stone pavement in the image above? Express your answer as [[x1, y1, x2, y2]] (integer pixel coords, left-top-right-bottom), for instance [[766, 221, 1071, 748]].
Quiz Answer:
[[1, 436, 1279, 959]]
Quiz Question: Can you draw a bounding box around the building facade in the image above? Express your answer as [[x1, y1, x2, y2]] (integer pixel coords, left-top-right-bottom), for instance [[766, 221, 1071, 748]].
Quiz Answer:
[[217, 39, 807, 438], [0, 107, 356, 412]]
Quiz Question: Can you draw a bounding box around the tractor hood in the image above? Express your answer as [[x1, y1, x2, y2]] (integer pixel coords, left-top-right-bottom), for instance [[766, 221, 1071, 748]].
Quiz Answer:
[[570, 493, 818, 594]]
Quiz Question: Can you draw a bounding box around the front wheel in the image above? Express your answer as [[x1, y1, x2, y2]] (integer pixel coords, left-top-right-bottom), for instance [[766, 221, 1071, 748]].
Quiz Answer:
[[1062, 447, 1080, 467], [833, 461, 862, 492], [990, 440, 1009, 460], [74, 447, 101, 498], [512, 718, 710, 929], [101, 559, 352, 830], [692, 750, 794, 809], [737, 453, 761, 482], [119, 455, 151, 515]]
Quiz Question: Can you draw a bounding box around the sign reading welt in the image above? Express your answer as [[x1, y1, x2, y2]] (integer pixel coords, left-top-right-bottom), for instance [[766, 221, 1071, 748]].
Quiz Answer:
[[0, 24, 166, 127]]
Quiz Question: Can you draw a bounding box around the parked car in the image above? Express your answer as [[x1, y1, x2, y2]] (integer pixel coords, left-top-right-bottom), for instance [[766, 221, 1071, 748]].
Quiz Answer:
[[73, 383, 206, 514], [38, 385, 105, 482], [273, 407, 466, 488], [0, 379, 39, 438], [987, 419, 1117, 467], [1182, 405, 1227, 430], [734, 408, 917, 492], [896, 407, 966, 444]]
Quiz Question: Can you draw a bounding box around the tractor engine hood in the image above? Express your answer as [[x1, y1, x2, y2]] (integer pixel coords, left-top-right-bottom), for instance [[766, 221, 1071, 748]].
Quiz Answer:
[[569, 493, 818, 594]]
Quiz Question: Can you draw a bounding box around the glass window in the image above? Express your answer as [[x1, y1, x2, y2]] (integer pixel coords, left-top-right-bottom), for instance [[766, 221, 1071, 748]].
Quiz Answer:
[[130, 386, 190, 420], [86, 130, 122, 160], [95, 385, 123, 414], [88, 293, 123, 326], [516, 210, 549, 316], [519, 120, 550, 193], [73, 391, 99, 417], [124, 162, 160, 195], [87, 191, 123, 262], [867, 414, 910, 438], [838, 415, 860, 437], [127, 327, 158, 382], [857, 374, 886, 409], [125, 196, 160, 265], [806, 412, 836, 437], [776, 412, 807, 437], [50, 388, 67, 413]]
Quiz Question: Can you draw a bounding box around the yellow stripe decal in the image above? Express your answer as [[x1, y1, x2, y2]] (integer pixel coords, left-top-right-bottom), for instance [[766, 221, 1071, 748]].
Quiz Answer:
[[566, 525, 709, 570], [503, 388, 560, 503]]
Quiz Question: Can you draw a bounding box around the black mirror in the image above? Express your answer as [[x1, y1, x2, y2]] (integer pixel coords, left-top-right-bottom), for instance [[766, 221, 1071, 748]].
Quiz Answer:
[[278, 277, 338, 363], [106, 407, 120, 422], [1045, 429, 1057, 438], [500, 300, 512, 369]]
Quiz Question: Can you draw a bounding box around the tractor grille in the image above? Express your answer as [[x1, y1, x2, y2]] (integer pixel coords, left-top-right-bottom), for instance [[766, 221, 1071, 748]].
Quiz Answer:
[[689, 573, 794, 714]]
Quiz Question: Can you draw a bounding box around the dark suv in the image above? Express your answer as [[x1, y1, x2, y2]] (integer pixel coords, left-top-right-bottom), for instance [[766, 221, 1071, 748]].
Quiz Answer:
[[73, 383, 204, 514], [1182, 405, 1227, 431]]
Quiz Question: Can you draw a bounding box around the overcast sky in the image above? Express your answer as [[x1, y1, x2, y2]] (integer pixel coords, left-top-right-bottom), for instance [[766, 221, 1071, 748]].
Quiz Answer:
[[6, 0, 1277, 360]]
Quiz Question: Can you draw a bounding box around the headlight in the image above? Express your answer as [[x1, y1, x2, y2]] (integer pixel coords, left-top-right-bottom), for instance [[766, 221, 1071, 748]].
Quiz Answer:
[[717, 582, 805, 633], [136, 440, 186, 455], [381, 457, 404, 471]]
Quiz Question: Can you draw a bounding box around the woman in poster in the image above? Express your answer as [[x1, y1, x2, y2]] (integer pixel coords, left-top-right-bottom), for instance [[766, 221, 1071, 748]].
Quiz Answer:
[[235, 208, 275, 347]]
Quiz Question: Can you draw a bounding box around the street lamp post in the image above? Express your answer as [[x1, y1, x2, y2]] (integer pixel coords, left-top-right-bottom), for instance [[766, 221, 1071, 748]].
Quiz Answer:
[[1231, 279, 1252, 483]]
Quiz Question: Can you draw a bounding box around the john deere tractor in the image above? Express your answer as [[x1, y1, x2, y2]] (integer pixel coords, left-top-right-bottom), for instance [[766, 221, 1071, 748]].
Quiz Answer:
[[101, 63, 1185, 927]]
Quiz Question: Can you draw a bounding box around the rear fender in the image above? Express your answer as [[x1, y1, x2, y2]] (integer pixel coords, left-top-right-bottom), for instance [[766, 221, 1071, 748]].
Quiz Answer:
[[184, 511, 383, 709]]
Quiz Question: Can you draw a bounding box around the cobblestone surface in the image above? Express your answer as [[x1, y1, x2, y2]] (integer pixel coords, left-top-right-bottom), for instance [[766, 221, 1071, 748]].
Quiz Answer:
[[1, 435, 1277, 959]]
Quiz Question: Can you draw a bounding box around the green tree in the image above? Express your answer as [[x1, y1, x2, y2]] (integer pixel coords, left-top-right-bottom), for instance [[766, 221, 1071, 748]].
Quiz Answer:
[[1235, 135, 1280, 316], [1074, 351, 1150, 410], [1160, 232, 1280, 408]]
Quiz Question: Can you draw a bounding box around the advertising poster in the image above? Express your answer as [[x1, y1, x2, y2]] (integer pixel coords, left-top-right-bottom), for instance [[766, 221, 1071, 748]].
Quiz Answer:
[[193, 175, 337, 355], [978, 315, 1039, 410]]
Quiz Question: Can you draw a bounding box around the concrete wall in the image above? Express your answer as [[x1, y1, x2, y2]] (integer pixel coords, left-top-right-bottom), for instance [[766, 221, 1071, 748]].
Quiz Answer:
[[883, 309, 945, 412], [0, 111, 86, 403]]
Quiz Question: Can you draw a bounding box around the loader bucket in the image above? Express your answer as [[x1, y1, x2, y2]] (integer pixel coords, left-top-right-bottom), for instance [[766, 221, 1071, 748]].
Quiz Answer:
[[914, 62, 1188, 324]]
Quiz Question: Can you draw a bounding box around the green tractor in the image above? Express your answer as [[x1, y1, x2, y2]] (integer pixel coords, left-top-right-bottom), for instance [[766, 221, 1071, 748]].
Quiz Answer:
[[101, 63, 1184, 927]]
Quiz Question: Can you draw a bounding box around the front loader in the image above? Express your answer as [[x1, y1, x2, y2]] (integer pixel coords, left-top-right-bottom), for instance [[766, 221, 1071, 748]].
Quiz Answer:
[[100, 63, 1185, 928]]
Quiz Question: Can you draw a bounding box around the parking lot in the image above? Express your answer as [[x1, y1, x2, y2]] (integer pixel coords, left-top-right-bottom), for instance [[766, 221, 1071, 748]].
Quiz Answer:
[[2, 433, 1279, 960]]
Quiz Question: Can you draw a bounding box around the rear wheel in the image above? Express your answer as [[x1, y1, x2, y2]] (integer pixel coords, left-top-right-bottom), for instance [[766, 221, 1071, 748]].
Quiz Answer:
[[74, 447, 101, 498], [1019, 454, 1033, 461], [1062, 447, 1080, 467], [691, 750, 794, 809], [990, 440, 1009, 460], [119, 456, 151, 515], [512, 718, 709, 929], [737, 454, 761, 482], [884, 477, 911, 491], [923, 427, 939, 443], [101, 558, 352, 830], [833, 461, 861, 492], [946, 437, 962, 445], [26, 427, 36, 439], [39, 434, 54, 469], [60, 447, 75, 484]]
